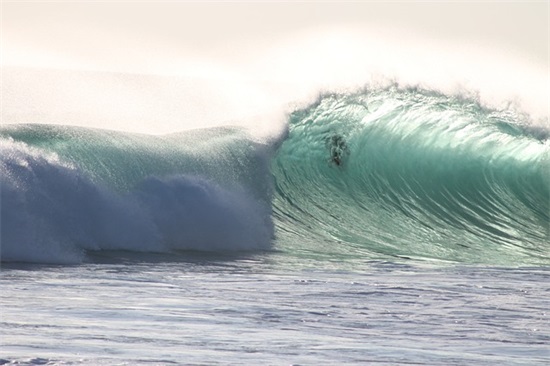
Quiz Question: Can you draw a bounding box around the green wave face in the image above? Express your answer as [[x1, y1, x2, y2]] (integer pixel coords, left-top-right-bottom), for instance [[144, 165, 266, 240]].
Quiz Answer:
[[272, 87, 549, 265]]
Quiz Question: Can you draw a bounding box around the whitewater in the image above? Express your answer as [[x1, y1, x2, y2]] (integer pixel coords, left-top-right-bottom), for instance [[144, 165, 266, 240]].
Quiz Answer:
[[2, 12, 550, 365]]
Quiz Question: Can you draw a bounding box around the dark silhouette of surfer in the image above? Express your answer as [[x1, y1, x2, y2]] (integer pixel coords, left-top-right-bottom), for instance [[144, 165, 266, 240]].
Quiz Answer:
[[327, 134, 348, 166]]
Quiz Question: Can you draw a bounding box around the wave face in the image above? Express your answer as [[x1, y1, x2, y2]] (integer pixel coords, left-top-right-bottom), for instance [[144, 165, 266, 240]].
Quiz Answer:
[[1, 87, 549, 265], [271, 87, 549, 265], [1, 125, 275, 263]]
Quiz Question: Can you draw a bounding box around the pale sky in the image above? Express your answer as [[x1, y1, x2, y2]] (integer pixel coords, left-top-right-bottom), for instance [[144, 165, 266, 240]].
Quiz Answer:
[[2, 1, 549, 133], [4, 1, 548, 71]]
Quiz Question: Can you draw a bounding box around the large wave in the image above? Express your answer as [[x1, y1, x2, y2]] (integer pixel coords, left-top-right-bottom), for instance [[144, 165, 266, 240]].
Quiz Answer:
[[272, 87, 549, 265], [1, 86, 549, 265]]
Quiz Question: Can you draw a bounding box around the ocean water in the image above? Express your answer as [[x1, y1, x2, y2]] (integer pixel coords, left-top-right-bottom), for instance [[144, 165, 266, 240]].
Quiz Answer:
[[1, 87, 549, 365]]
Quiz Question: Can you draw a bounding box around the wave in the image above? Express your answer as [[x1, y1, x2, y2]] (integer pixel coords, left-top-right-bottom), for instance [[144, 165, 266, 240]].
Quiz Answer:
[[1, 125, 276, 263], [1, 86, 549, 265], [272, 86, 549, 265]]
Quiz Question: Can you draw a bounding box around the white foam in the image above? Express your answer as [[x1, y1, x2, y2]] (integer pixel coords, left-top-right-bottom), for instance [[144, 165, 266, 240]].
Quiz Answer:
[[0, 138, 273, 263]]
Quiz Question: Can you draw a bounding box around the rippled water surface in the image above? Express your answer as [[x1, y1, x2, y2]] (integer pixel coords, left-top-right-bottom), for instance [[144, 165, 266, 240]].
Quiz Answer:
[[2, 255, 548, 365]]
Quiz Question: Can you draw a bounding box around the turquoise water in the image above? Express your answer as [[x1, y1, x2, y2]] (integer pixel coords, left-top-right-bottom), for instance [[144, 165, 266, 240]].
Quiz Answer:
[[2, 86, 548, 265], [1, 86, 549, 365], [272, 88, 549, 265]]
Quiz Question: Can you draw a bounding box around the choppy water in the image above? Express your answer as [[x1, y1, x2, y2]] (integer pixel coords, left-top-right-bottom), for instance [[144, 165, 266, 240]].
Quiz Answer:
[[1, 86, 549, 365], [2, 258, 549, 365]]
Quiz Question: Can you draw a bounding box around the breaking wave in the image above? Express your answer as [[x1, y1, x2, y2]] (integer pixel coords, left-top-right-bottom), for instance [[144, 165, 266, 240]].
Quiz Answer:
[[1, 86, 548, 265], [272, 87, 549, 265]]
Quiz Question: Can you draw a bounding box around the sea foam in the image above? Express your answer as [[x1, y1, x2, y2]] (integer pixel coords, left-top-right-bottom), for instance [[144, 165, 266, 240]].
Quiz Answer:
[[1, 134, 274, 264]]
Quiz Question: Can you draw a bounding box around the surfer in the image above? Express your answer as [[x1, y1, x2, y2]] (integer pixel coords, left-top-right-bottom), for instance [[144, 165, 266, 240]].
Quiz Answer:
[[327, 134, 347, 166]]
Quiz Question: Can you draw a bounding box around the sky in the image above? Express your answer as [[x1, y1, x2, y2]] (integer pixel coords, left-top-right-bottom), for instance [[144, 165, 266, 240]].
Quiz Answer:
[[2, 1, 549, 133]]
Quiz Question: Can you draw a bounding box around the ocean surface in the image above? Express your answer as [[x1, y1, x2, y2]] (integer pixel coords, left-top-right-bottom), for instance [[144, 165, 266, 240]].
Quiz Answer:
[[1, 86, 549, 365]]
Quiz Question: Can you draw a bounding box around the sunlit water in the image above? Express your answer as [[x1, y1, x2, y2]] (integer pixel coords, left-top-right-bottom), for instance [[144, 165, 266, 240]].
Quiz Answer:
[[1, 254, 549, 365], [1, 85, 548, 366]]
